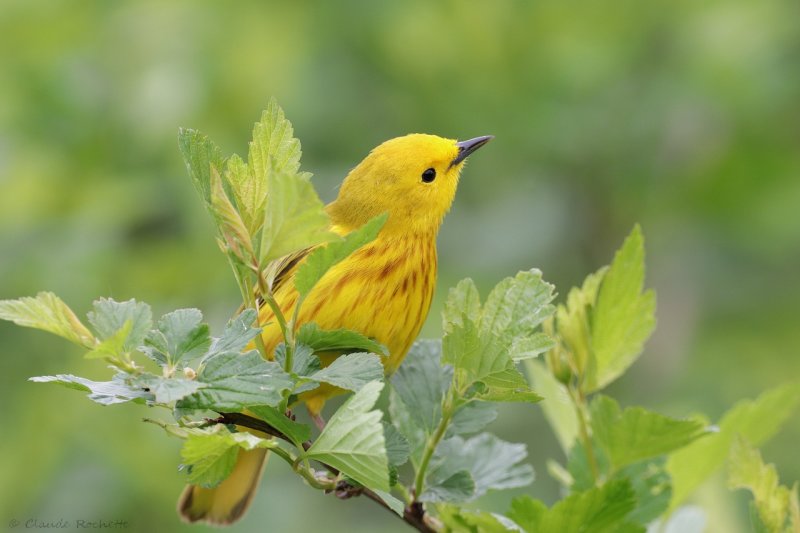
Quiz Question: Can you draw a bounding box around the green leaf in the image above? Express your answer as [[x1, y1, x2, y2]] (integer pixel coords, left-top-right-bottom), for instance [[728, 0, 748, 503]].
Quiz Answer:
[[437, 505, 517, 533], [84, 320, 132, 360], [296, 323, 387, 356], [568, 441, 611, 491], [448, 401, 498, 436], [373, 490, 405, 516], [553, 267, 606, 380], [223, 154, 256, 228], [525, 359, 578, 454], [180, 424, 275, 488], [442, 278, 482, 333], [419, 470, 475, 503], [305, 381, 390, 491], [132, 374, 206, 404], [391, 340, 447, 434], [181, 428, 238, 489], [209, 164, 254, 263], [225, 100, 303, 234], [728, 435, 793, 533], [248, 98, 302, 190], [588, 225, 656, 391], [590, 395, 708, 471], [142, 309, 210, 368], [567, 432, 681, 525], [179, 350, 293, 410], [507, 496, 548, 532], [248, 404, 312, 444], [178, 127, 225, 206], [0, 292, 95, 347], [619, 458, 672, 525], [29, 373, 152, 405], [474, 365, 543, 404], [88, 297, 152, 351], [206, 308, 262, 357], [443, 317, 509, 391], [441, 273, 552, 401], [428, 433, 534, 501], [510, 333, 555, 362], [294, 213, 387, 297], [309, 352, 384, 392], [667, 382, 800, 512], [260, 164, 339, 264], [388, 387, 427, 468], [508, 479, 642, 533], [444, 318, 542, 403], [274, 342, 320, 377], [383, 422, 410, 467], [480, 269, 556, 344]]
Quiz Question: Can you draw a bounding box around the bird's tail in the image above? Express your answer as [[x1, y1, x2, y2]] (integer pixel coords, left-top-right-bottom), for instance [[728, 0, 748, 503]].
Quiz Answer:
[[177, 447, 269, 525]]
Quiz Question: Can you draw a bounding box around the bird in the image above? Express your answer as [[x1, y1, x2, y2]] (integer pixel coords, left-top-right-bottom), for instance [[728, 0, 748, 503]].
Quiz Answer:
[[178, 132, 492, 525]]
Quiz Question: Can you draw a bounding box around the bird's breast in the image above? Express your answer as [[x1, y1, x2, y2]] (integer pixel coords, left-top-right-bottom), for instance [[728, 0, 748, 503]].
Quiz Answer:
[[289, 233, 438, 374]]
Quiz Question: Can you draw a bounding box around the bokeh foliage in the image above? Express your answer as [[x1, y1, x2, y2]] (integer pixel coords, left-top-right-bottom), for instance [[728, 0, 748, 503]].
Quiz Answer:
[[1, 1, 798, 532]]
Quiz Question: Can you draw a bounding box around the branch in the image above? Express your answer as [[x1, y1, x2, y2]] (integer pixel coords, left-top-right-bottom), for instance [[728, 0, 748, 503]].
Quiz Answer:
[[215, 411, 437, 533]]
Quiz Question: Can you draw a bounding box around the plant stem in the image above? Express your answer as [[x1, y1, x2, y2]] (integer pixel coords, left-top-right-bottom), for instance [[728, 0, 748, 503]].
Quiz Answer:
[[281, 293, 308, 373], [236, 269, 253, 315], [290, 293, 305, 336], [569, 385, 600, 484], [414, 393, 455, 498], [281, 328, 294, 372], [257, 272, 289, 341], [395, 483, 412, 504], [235, 275, 272, 361], [266, 442, 336, 491], [255, 269, 292, 368]]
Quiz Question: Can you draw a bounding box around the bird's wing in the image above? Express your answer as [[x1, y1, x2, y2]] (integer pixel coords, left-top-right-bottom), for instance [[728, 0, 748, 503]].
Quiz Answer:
[[263, 221, 348, 294], [261, 247, 314, 296], [230, 248, 314, 317]]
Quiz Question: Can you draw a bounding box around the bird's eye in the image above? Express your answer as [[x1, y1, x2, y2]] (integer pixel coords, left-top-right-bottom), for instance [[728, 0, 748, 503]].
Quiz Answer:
[[421, 168, 436, 183]]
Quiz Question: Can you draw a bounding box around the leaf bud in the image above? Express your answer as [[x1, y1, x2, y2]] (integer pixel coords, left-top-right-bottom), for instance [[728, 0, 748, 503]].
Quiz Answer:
[[546, 347, 573, 386]]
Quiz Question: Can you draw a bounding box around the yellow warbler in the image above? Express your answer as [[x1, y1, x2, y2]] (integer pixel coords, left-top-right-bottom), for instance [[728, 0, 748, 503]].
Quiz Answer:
[[178, 133, 492, 524]]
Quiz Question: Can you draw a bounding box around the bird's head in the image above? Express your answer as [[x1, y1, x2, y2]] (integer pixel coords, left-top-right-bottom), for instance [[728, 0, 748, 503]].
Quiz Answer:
[[328, 134, 492, 234]]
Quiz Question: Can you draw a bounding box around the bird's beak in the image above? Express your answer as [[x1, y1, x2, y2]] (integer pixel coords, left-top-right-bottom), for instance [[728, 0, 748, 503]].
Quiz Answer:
[[451, 135, 494, 167]]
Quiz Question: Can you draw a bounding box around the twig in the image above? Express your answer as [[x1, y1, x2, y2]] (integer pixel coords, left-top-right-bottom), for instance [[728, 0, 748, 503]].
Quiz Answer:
[[215, 411, 436, 532], [414, 391, 455, 498], [567, 386, 600, 484]]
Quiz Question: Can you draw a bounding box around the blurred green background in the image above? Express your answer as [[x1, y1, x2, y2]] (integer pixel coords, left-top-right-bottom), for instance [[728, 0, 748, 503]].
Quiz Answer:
[[1, 1, 798, 531]]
